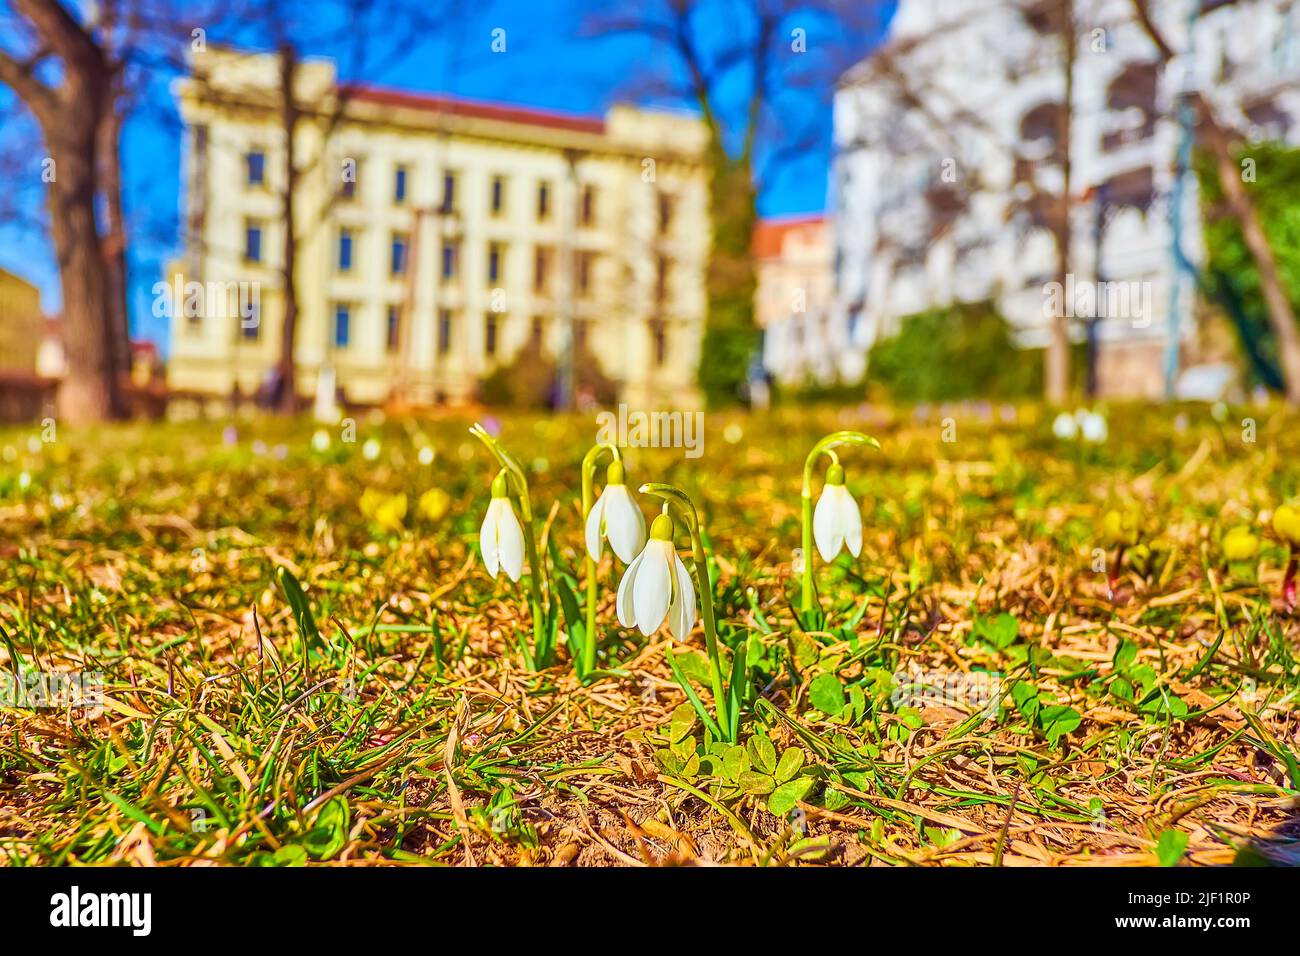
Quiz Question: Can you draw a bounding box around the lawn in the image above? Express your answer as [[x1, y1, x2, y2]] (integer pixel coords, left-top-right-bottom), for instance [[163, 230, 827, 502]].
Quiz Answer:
[[1, 403, 1297, 866]]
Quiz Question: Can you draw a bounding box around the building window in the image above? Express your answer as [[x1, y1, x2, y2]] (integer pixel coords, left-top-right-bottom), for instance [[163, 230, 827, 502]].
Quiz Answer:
[[652, 322, 667, 367], [391, 232, 408, 276], [530, 316, 545, 348], [338, 229, 354, 273], [533, 246, 552, 293], [241, 301, 260, 340], [488, 242, 503, 284], [484, 314, 499, 357], [441, 241, 458, 280], [441, 172, 456, 214], [657, 192, 673, 235], [537, 181, 551, 221], [340, 160, 359, 201], [580, 184, 596, 226], [437, 308, 452, 355], [491, 176, 505, 215], [577, 251, 595, 297], [655, 255, 669, 303], [334, 304, 351, 348], [387, 306, 400, 352], [246, 150, 265, 187], [394, 165, 408, 205], [244, 221, 263, 263]]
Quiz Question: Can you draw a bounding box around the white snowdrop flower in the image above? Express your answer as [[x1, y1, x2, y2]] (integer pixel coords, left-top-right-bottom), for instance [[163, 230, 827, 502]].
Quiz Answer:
[[585, 460, 646, 564], [812, 463, 863, 562], [311, 429, 330, 452], [1052, 411, 1078, 440], [479, 471, 525, 582], [1079, 410, 1108, 443], [417, 446, 435, 466], [362, 438, 381, 461], [616, 513, 696, 640]]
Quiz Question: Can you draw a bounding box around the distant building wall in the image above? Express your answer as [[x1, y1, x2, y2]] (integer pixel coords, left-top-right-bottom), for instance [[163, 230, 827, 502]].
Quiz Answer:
[[752, 216, 841, 384], [0, 268, 42, 374], [831, 0, 1300, 398]]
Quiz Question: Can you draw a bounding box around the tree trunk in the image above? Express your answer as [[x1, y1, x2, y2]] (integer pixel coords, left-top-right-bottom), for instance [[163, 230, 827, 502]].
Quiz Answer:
[[2, 0, 124, 424], [50, 120, 121, 423], [1045, 0, 1075, 405], [276, 44, 301, 414], [98, 100, 133, 396]]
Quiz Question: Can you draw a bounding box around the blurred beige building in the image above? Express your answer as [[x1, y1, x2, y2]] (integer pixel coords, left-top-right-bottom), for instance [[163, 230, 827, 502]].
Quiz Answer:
[[167, 48, 711, 409], [752, 216, 838, 385], [0, 267, 42, 374]]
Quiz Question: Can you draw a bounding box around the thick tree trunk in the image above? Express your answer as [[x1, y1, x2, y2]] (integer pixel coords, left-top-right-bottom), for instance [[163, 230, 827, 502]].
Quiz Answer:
[[2, 0, 124, 424], [276, 45, 300, 414], [1045, 0, 1075, 405], [50, 121, 122, 423], [98, 100, 133, 394]]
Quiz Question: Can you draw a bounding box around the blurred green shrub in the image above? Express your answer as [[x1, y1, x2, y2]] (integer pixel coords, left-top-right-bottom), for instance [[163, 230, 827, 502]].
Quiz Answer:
[[865, 300, 1043, 401], [1196, 142, 1300, 391], [480, 342, 618, 408]]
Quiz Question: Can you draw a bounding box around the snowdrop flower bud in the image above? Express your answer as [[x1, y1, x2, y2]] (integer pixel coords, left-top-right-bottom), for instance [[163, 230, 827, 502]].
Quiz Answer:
[[616, 512, 696, 640], [1052, 411, 1078, 440], [1079, 410, 1108, 443], [812, 463, 863, 562], [585, 460, 647, 563], [480, 471, 525, 582]]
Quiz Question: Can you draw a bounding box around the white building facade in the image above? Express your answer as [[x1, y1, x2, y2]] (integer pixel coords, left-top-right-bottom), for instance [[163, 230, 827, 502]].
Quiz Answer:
[[830, 0, 1300, 397], [167, 49, 711, 410]]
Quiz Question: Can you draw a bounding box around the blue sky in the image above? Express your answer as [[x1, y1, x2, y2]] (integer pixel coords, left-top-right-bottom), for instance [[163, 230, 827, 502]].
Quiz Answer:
[[0, 0, 892, 351]]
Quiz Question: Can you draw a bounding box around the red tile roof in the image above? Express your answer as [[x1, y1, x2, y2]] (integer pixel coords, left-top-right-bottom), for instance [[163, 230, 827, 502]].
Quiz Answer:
[[752, 214, 826, 258], [340, 84, 606, 134]]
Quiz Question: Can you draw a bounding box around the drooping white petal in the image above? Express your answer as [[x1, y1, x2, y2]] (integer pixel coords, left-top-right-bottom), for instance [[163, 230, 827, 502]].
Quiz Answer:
[[479, 502, 502, 578], [616, 548, 646, 629], [495, 499, 525, 582], [602, 484, 647, 564], [584, 493, 607, 562], [813, 485, 847, 562], [668, 552, 696, 641], [632, 540, 673, 637], [482, 497, 524, 582], [837, 485, 863, 558]]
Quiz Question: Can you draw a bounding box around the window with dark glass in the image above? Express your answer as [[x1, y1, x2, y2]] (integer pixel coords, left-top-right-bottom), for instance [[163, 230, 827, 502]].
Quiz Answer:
[[387, 306, 400, 351], [437, 309, 452, 355], [334, 304, 351, 348], [391, 233, 408, 276], [246, 151, 265, 186], [441, 172, 456, 213], [338, 229, 353, 272], [245, 221, 263, 263]]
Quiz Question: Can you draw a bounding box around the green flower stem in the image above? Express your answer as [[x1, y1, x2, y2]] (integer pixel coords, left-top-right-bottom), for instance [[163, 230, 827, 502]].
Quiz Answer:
[[471, 424, 549, 669], [640, 482, 728, 739], [800, 431, 882, 618], [580, 441, 621, 679]]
